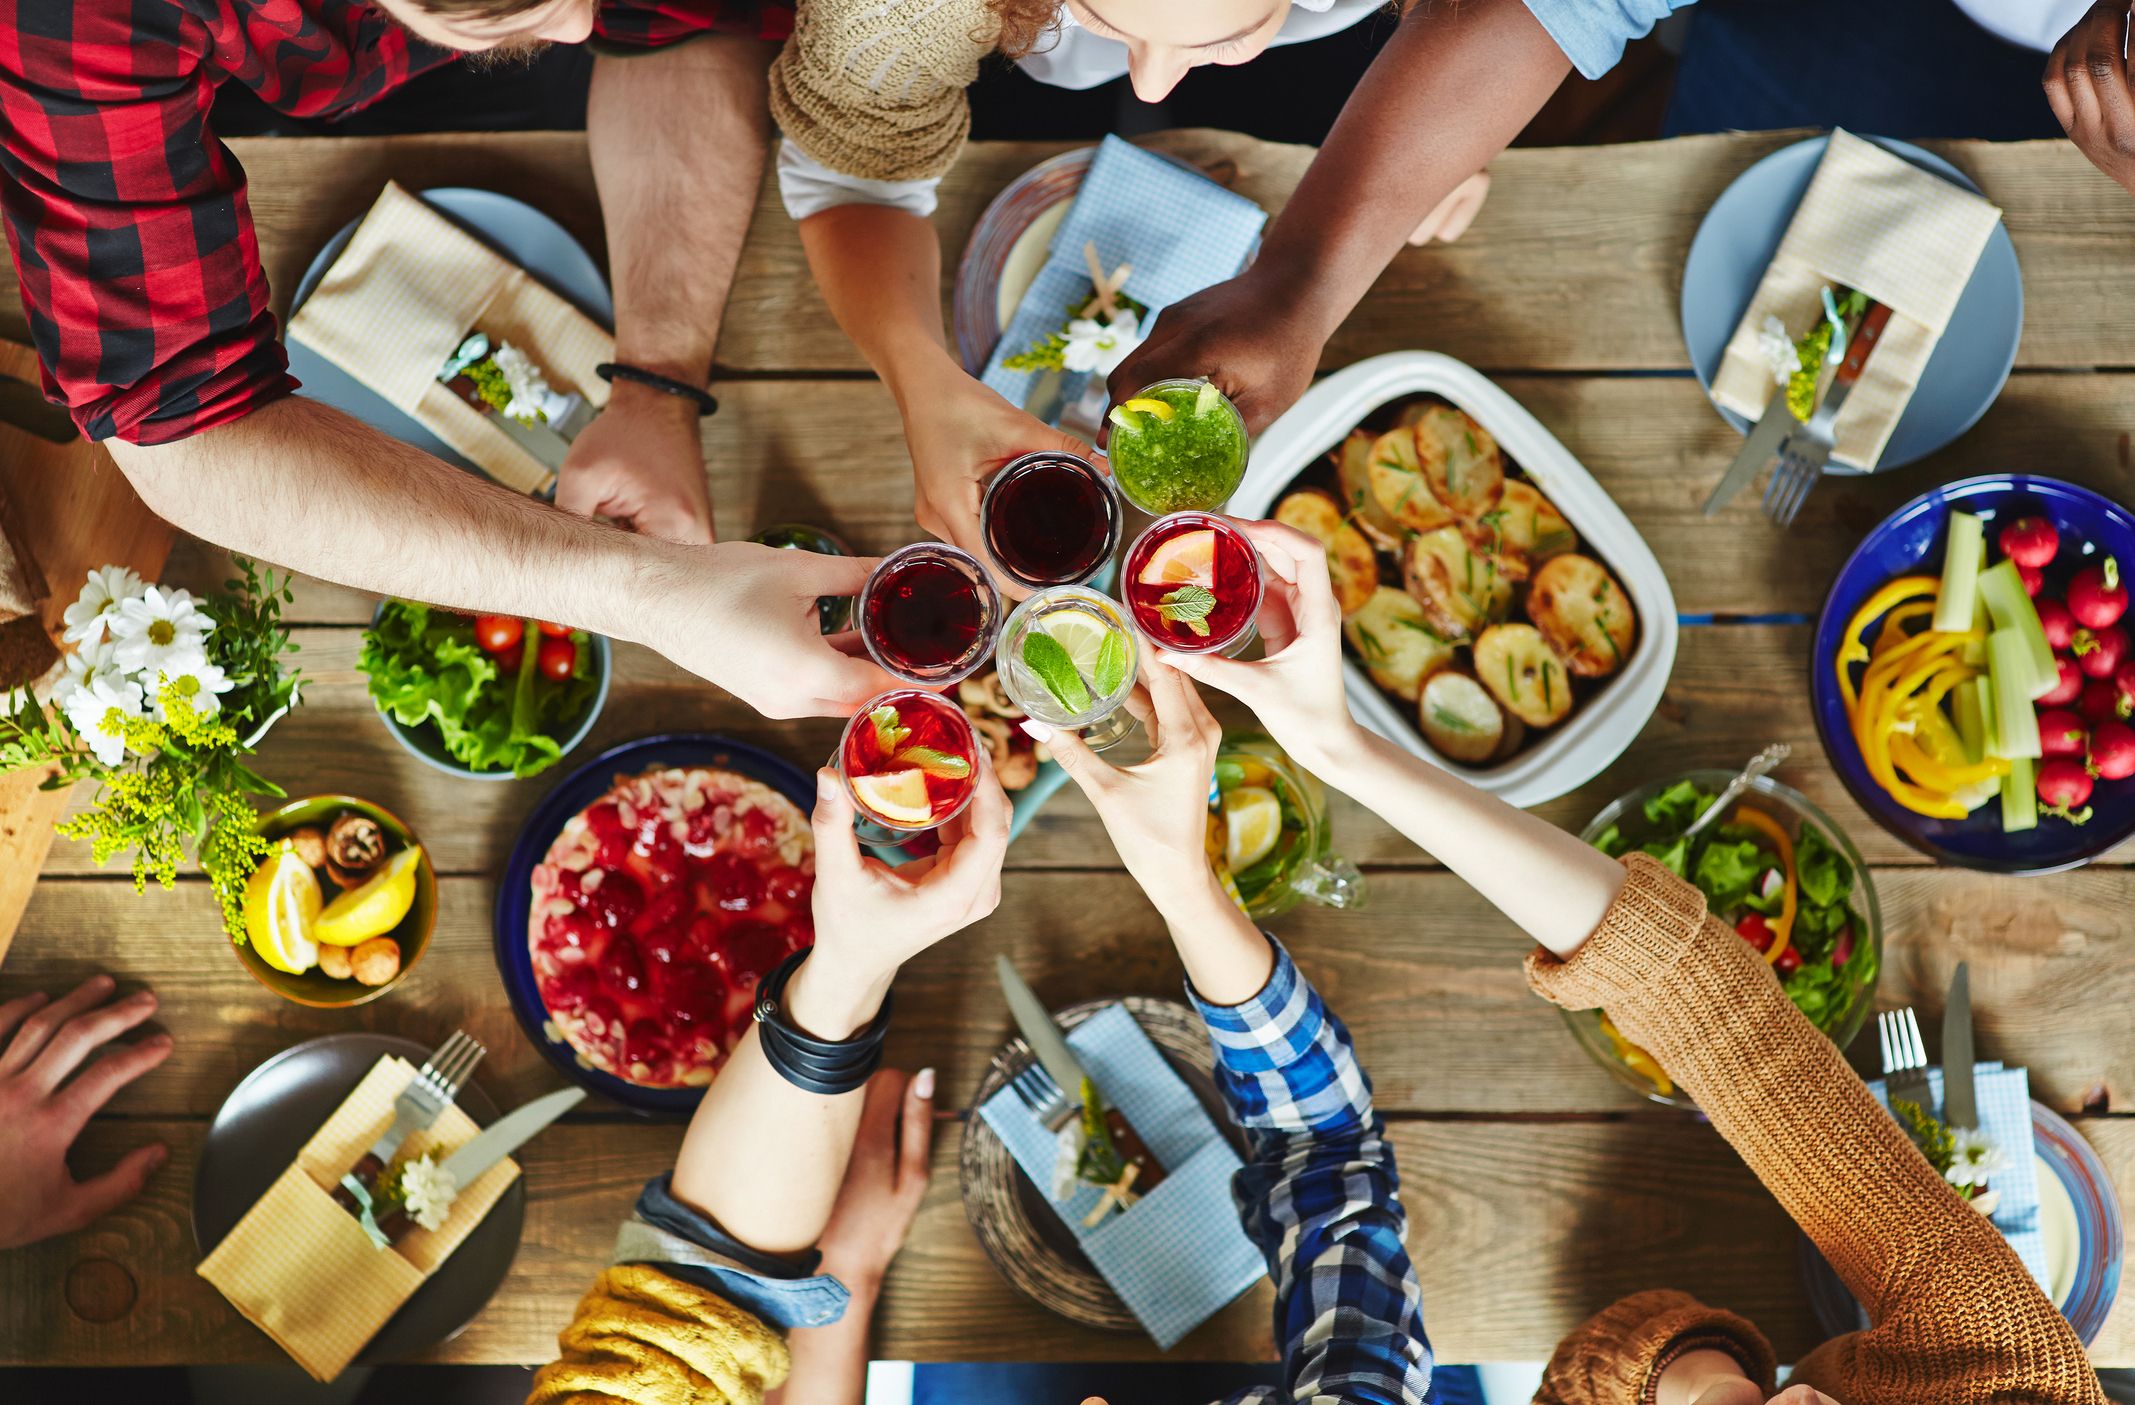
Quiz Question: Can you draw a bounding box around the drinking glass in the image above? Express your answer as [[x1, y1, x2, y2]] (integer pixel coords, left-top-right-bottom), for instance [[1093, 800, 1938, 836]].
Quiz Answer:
[[1105, 378, 1250, 515], [979, 451, 1122, 590], [856, 543, 1001, 686], [998, 586, 1141, 751], [836, 689, 981, 837], [1122, 512, 1263, 658]]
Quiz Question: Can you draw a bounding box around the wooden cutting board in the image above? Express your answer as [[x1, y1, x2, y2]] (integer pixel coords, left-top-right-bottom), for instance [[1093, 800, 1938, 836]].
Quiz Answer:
[[0, 340, 173, 968]]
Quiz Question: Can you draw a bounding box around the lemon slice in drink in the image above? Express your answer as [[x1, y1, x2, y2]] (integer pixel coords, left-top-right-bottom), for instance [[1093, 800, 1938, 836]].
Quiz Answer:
[[316, 845, 423, 947], [851, 769, 935, 826], [1222, 786, 1283, 872], [1135, 528, 1217, 588], [245, 846, 322, 975], [1044, 611, 1113, 679], [1120, 396, 1176, 421]]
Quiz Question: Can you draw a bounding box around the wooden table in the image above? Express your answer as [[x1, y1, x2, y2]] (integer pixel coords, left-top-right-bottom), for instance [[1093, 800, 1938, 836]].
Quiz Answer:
[[6, 127, 2135, 1371]]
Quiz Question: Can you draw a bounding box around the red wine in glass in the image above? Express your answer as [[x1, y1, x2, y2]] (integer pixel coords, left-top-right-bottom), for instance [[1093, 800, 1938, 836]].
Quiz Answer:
[[858, 544, 1001, 685], [838, 689, 979, 832], [981, 452, 1121, 588], [1123, 513, 1263, 655]]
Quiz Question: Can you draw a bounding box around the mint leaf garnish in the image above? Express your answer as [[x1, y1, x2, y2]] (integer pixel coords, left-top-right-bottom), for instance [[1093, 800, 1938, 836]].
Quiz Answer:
[[1092, 630, 1131, 696], [1158, 585, 1216, 639], [897, 745, 971, 780], [1021, 632, 1091, 712], [868, 704, 909, 754]]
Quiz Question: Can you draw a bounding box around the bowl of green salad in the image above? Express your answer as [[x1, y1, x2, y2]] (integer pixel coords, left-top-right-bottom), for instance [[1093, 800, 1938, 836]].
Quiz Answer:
[[1566, 770, 1882, 1106], [360, 600, 610, 782]]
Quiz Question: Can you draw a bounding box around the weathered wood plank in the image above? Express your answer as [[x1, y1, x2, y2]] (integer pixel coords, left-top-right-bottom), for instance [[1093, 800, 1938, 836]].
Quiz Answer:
[[13, 866, 2135, 1120]]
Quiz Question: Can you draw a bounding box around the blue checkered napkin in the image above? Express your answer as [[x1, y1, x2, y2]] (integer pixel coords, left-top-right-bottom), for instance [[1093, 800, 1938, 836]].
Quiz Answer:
[[980, 135, 1268, 414], [977, 1002, 1266, 1348], [1869, 1062, 2047, 1290]]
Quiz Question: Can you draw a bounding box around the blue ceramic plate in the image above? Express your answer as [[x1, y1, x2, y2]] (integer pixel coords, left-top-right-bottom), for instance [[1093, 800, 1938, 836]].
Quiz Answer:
[[287, 187, 614, 477], [493, 734, 818, 1117], [1811, 475, 2135, 872], [1681, 135, 2022, 471], [1799, 1100, 2123, 1345]]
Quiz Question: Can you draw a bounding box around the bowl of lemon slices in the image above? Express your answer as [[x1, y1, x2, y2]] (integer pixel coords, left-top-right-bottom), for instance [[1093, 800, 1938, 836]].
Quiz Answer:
[[1208, 731, 1366, 920], [236, 795, 435, 1007]]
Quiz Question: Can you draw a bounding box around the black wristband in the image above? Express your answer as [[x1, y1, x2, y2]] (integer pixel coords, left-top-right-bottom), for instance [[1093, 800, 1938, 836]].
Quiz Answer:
[[753, 949, 890, 1096], [596, 361, 719, 417]]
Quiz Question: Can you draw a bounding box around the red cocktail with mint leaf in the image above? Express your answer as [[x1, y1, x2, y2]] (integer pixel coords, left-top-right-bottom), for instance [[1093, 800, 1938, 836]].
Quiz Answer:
[[1123, 513, 1263, 656]]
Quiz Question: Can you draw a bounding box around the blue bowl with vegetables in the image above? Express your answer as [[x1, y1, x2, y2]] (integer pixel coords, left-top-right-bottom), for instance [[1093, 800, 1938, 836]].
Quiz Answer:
[[1570, 771, 1882, 1107], [1812, 475, 2135, 874], [362, 600, 611, 782]]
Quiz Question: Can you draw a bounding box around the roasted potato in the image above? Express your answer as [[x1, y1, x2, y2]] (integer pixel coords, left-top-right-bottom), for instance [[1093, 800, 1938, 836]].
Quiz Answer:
[[1475, 623, 1573, 728], [1403, 525, 1514, 642], [1344, 587, 1455, 702], [1529, 553, 1637, 678], [1413, 406, 1505, 519], [1464, 480, 1575, 582], [1276, 489, 1379, 616], [1334, 430, 1405, 550], [1492, 711, 1528, 764], [1367, 426, 1456, 534], [1418, 671, 1506, 764]]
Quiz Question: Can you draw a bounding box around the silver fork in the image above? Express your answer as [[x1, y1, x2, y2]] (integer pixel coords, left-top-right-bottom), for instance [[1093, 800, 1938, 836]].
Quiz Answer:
[[333, 1030, 486, 1213], [1878, 1006, 1933, 1114], [1008, 1059, 1076, 1133], [1763, 300, 1892, 527]]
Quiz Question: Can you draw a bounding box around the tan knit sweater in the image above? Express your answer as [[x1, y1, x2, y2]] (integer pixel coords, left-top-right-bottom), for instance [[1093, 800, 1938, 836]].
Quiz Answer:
[[1526, 855, 2104, 1405], [767, 0, 1001, 184]]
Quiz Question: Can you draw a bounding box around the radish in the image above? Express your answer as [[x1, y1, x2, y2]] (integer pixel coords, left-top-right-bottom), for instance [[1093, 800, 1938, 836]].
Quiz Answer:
[[2074, 625, 2129, 680], [2038, 708, 2089, 758], [2069, 556, 2127, 629], [1998, 516, 2060, 569], [2037, 598, 2078, 651], [2080, 678, 2129, 725], [2018, 564, 2045, 597], [1833, 925, 1856, 969], [2092, 720, 2135, 781], [2041, 655, 2086, 707], [2038, 757, 2096, 813], [2117, 660, 2135, 710]]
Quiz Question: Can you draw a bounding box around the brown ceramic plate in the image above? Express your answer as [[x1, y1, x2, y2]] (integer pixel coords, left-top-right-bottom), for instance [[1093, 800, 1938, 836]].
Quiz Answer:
[[957, 996, 1242, 1333], [192, 1032, 524, 1364]]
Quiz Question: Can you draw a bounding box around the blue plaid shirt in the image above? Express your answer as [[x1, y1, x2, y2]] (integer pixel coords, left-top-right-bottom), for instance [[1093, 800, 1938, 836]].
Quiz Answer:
[[1189, 937, 1433, 1405]]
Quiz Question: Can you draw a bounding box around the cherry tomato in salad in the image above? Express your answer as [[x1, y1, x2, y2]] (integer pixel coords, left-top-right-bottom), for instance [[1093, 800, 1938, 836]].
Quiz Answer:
[[474, 614, 524, 655], [537, 620, 573, 638], [537, 635, 577, 681], [1735, 913, 1776, 953], [1773, 947, 1804, 977]]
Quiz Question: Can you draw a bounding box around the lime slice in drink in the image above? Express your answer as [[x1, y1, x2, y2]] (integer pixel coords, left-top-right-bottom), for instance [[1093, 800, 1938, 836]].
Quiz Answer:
[[1021, 631, 1092, 713], [1222, 785, 1283, 871], [851, 769, 934, 825], [1193, 380, 1223, 417], [1136, 528, 1217, 588]]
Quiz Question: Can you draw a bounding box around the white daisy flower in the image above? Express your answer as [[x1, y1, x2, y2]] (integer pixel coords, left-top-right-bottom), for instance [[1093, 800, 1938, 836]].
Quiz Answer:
[[59, 669, 145, 767], [150, 657, 234, 722], [61, 565, 146, 646], [109, 586, 214, 678], [399, 1155, 460, 1232], [1757, 314, 1797, 388], [1060, 307, 1143, 376], [1945, 1126, 2006, 1190]]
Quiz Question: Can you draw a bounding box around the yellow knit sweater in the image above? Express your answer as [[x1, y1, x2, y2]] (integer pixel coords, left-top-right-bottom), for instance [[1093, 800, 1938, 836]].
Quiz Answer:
[[525, 1264, 790, 1405], [1527, 855, 2104, 1405]]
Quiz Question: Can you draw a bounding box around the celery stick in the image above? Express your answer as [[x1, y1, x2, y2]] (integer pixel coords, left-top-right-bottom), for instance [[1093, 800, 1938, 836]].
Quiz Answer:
[[1989, 629, 2042, 758], [1980, 559, 2057, 699], [1933, 511, 1986, 633], [2001, 755, 2038, 832], [1954, 675, 1987, 763], [1974, 675, 2000, 762], [1962, 586, 1992, 667]]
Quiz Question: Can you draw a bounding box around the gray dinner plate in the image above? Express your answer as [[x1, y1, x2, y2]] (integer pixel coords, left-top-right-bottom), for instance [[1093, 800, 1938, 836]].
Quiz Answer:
[[284, 186, 614, 477], [1680, 134, 2024, 472], [192, 1032, 525, 1364]]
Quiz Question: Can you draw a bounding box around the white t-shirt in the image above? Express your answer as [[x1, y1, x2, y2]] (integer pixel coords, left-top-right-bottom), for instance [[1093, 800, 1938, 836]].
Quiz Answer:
[[1953, 0, 2095, 52]]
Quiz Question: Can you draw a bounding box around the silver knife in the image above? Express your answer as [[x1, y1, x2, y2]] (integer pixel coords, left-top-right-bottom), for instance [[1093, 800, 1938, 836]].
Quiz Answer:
[[1943, 961, 1977, 1130], [1703, 386, 1798, 515], [995, 957, 1165, 1191]]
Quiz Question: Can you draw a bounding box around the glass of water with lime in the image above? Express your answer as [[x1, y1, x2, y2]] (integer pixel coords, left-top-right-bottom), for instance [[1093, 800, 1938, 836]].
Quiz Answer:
[[999, 586, 1140, 750]]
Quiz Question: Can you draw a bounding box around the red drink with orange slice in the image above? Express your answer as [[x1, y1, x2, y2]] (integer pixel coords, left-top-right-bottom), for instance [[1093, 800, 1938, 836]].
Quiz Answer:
[[837, 689, 979, 832], [1122, 513, 1263, 655]]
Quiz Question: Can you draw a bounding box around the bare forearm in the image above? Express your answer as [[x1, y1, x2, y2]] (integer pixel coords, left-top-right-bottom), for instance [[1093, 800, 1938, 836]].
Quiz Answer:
[[108, 396, 667, 640], [1147, 877, 1277, 1006], [1260, 0, 1568, 337], [1304, 723, 1623, 957], [798, 205, 958, 406], [768, 1287, 876, 1405], [588, 38, 775, 387]]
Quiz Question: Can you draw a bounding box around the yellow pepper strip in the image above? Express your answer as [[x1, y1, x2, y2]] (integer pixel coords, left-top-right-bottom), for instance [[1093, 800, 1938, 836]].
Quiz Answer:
[[1598, 1013, 1672, 1097], [1729, 806, 1797, 963], [1889, 732, 2009, 792], [1871, 600, 1937, 659], [1837, 575, 1940, 713], [1856, 670, 1980, 820], [1851, 633, 1982, 762]]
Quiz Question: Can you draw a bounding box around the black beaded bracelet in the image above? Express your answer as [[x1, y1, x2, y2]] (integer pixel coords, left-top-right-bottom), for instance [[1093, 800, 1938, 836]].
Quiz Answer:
[[753, 949, 890, 1096], [595, 362, 719, 417]]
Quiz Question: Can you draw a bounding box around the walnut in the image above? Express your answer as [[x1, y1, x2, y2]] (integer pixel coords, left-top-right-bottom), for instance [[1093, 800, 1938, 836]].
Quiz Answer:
[[317, 943, 353, 981], [967, 714, 1038, 791], [351, 937, 402, 987], [285, 826, 328, 869], [326, 813, 387, 880]]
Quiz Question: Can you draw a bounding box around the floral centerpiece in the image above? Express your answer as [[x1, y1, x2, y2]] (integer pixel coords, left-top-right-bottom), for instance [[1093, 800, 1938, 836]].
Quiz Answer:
[[1002, 242, 1147, 377], [0, 561, 303, 940]]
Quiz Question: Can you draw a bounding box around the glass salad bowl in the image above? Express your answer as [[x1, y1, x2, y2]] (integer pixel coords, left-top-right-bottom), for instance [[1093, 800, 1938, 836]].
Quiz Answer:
[[1563, 770, 1882, 1107]]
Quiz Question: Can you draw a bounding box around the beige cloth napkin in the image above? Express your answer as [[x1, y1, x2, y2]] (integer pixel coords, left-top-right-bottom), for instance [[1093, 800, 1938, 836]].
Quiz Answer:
[[286, 181, 612, 496], [1710, 129, 2003, 471], [198, 1055, 521, 1382]]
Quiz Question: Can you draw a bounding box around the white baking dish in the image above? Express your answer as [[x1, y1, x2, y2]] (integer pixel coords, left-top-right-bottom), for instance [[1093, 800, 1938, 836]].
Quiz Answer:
[[1233, 351, 1678, 809]]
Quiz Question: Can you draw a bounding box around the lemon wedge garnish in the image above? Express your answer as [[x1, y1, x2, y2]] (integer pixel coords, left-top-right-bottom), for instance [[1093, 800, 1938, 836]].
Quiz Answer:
[[245, 845, 322, 974], [1121, 396, 1176, 422], [316, 845, 423, 947], [1222, 786, 1283, 872], [851, 770, 934, 826]]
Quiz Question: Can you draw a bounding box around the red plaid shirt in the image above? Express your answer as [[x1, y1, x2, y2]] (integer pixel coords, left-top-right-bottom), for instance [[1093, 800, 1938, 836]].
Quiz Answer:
[[0, 0, 793, 444]]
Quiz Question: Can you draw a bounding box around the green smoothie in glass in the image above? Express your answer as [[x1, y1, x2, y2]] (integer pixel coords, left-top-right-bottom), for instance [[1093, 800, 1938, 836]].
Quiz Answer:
[[1106, 378, 1250, 515]]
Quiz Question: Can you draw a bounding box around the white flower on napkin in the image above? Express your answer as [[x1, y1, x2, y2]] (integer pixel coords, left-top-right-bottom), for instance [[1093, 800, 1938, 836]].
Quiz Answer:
[[1757, 315, 1796, 388], [1946, 1127, 2005, 1191], [62, 565, 147, 646], [399, 1154, 460, 1231], [1049, 1121, 1088, 1202], [491, 343, 562, 427], [1060, 308, 1143, 376]]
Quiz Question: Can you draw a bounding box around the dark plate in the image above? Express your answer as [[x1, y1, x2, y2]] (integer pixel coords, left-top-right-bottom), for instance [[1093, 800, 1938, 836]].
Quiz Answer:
[[493, 733, 818, 1117], [957, 997, 1244, 1333], [1810, 474, 2135, 872], [192, 1033, 523, 1364]]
